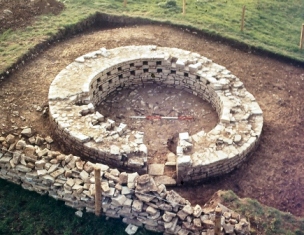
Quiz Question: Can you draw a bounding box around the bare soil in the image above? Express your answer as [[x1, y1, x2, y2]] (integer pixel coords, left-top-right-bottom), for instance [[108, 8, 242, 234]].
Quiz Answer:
[[0, 23, 304, 218], [97, 84, 218, 165], [0, 0, 64, 33]]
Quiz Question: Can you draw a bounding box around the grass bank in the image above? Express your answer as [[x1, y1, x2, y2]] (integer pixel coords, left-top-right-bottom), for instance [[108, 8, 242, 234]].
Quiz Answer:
[[1, 0, 304, 76], [2, 178, 304, 235], [221, 190, 304, 235], [0, 179, 156, 235]]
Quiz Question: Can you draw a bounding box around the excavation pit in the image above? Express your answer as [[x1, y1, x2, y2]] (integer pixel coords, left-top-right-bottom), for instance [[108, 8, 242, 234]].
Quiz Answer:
[[48, 45, 263, 185], [96, 84, 218, 164]]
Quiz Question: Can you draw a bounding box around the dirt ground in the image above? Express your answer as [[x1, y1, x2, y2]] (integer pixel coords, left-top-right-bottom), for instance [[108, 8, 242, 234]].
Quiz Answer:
[[0, 18, 304, 218], [0, 0, 64, 33], [97, 84, 218, 165]]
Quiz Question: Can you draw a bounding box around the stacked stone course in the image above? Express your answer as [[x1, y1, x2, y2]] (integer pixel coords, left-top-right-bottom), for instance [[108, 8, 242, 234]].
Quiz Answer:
[[0, 132, 250, 234], [48, 45, 263, 183]]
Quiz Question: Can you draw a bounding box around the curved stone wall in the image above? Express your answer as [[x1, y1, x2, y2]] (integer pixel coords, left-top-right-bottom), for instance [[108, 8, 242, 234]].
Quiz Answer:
[[48, 45, 263, 183]]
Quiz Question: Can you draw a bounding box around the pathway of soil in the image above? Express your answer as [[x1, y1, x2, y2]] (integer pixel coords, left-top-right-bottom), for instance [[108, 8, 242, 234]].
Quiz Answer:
[[0, 25, 304, 217]]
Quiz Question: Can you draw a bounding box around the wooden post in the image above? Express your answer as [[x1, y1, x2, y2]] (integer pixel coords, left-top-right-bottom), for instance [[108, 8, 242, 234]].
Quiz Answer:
[[241, 5, 246, 32], [94, 167, 102, 216], [214, 207, 222, 235], [182, 0, 186, 15], [124, 0, 127, 8], [300, 23, 304, 49]]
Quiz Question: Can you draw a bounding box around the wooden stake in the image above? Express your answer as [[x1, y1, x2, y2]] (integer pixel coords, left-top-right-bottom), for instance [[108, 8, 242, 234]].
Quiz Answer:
[[300, 23, 304, 49], [94, 167, 102, 216], [241, 5, 246, 32], [182, 0, 186, 15], [124, 0, 127, 8], [214, 207, 222, 235]]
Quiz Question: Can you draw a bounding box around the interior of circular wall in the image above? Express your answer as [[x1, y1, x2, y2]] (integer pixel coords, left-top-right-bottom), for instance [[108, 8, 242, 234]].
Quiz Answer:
[[48, 45, 263, 185]]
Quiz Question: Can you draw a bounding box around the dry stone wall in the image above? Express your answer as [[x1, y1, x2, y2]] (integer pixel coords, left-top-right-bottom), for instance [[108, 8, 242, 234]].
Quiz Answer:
[[48, 45, 263, 183], [0, 132, 250, 235]]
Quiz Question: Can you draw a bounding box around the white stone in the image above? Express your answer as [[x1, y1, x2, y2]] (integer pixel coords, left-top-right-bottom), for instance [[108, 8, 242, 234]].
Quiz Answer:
[[21, 128, 32, 137], [125, 224, 138, 235], [110, 145, 120, 155], [111, 194, 127, 206], [80, 170, 89, 182], [75, 210, 83, 217], [177, 155, 192, 166], [234, 134, 242, 143], [179, 132, 189, 141]]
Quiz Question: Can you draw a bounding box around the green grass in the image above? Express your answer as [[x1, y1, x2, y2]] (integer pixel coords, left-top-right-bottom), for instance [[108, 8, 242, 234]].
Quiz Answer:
[[221, 190, 304, 235], [0, 179, 156, 235], [0, 0, 304, 74]]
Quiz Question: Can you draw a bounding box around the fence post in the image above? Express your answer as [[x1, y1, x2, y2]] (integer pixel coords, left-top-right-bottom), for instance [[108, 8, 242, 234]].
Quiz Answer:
[[182, 0, 186, 15], [300, 23, 304, 49], [94, 167, 102, 216], [241, 5, 246, 32], [214, 207, 222, 235]]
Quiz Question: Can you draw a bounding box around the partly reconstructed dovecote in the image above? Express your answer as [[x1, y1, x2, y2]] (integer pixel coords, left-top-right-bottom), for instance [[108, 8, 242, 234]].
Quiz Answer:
[[48, 45, 263, 184]]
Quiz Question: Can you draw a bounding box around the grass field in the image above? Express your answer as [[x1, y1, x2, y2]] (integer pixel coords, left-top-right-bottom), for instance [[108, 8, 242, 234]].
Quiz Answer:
[[0, 0, 304, 74]]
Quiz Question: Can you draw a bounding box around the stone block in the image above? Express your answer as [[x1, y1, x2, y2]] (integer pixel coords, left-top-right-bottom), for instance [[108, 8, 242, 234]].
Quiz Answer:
[[177, 209, 188, 220], [21, 128, 33, 137], [95, 163, 109, 172], [112, 194, 127, 206], [16, 140, 26, 150], [50, 168, 65, 178], [121, 186, 131, 195], [179, 132, 190, 141], [101, 182, 110, 193], [35, 160, 46, 170], [132, 200, 143, 212], [154, 176, 176, 186], [164, 217, 178, 233], [128, 157, 144, 167], [37, 169, 48, 176], [182, 205, 193, 215], [148, 164, 164, 176], [119, 172, 128, 185], [193, 204, 202, 217], [177, 155, 192, 167], [125, 224, 138, 235], [79, 170, 89, 182], [16, 165, 32, 173]]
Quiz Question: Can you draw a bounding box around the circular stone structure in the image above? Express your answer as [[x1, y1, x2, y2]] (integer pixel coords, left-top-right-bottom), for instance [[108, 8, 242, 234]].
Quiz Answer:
[[48, 45, 263, 184]]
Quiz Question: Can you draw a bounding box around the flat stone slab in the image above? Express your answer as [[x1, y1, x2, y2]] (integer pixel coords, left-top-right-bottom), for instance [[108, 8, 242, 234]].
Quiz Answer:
[[148, 164, 165, 176], [154, 176, 177, 186]]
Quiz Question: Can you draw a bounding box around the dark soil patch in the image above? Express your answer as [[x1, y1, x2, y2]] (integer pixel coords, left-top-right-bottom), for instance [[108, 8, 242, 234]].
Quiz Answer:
[[0, 0, 64, 33]]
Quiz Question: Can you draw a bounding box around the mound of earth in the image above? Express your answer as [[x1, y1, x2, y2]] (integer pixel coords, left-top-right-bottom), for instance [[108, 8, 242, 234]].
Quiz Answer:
[[0, 0, 64, 33]]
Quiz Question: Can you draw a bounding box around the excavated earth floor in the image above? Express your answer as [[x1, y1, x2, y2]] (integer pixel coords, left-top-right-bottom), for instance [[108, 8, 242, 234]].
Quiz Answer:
[[96, 84, 218, 163], [0, 25, 304, 217]]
